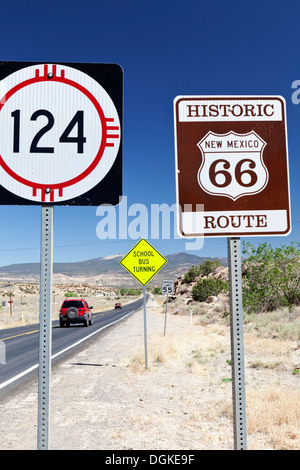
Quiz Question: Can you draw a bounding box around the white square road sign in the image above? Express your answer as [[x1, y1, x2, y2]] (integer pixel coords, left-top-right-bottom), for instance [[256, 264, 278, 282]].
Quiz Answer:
[[162, 280, 175, 295], [0, 62, 122, 206]]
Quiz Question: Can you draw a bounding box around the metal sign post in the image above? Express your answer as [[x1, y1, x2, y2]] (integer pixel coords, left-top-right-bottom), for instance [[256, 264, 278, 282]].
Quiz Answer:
[[161, 280, 174, 336], [143, 286, 148, 368], [120, 239, 168, 368], [164, 294, 168, 336], [228, 237, 247, 450], [37, 205, 54, 450]]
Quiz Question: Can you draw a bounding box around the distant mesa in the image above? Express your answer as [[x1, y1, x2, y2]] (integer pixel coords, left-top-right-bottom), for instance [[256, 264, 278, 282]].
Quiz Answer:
[[0, 252, 227, 287]]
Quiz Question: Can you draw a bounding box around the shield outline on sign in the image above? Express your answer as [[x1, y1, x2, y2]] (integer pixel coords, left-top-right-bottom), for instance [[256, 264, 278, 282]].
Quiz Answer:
[[197, 130, 269, 201]]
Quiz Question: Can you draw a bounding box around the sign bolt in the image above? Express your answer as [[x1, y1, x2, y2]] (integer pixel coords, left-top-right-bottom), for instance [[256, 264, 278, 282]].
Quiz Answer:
[[45, 188, 51, 194], [47, 73, 53, 79]]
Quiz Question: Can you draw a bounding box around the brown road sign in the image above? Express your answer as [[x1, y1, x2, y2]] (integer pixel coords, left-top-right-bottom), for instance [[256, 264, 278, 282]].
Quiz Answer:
[[174, 96, 291, 238]]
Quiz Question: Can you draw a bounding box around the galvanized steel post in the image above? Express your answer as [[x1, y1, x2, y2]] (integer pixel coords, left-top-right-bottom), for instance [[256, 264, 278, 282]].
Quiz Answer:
[[143, 286, 148, 368], [228, 237, 247, 450], [164, 294, 168, 336], [37, 205, 53, 450]]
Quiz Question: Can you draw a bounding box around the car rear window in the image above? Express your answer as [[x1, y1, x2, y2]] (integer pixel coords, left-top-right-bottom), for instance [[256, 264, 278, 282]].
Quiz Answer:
[[62, 300, 84, 308]]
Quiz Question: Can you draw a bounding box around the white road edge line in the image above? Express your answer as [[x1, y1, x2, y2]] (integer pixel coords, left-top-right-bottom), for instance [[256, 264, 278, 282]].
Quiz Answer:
[[0, 309, 137, 391]]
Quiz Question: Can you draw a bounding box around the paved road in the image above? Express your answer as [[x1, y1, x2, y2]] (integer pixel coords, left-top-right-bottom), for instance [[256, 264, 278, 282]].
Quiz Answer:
[[0, 297, 145, 393]]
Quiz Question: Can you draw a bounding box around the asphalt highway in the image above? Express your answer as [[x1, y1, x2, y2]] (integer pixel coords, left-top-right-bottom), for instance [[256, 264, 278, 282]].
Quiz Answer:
[[0, 297, 145, 393]]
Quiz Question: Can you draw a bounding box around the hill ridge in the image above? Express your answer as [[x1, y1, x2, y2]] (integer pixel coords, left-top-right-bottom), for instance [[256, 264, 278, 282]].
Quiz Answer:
[[0, 252, 227, 286]]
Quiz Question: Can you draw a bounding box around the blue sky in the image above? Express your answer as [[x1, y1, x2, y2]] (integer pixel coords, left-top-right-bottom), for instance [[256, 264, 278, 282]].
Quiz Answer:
[[0, 0, 299, 267]]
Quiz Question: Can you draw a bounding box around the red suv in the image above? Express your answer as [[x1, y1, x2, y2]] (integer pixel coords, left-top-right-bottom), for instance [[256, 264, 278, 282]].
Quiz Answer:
[[59, 298, 93, 327]]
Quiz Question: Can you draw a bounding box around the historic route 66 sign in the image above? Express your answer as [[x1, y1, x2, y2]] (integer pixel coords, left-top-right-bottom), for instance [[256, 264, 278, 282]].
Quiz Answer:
[[197, 130, 268, 201], [0, 62, 122, 205], [174, 96, 291, 237]]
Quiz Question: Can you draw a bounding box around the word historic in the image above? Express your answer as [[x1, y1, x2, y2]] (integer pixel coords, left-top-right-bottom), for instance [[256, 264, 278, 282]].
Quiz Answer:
[[185, 102, 275, 119]]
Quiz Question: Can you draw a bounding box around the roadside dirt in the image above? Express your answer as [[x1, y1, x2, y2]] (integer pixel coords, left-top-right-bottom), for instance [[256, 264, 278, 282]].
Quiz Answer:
[[0, 295, 299, 450]]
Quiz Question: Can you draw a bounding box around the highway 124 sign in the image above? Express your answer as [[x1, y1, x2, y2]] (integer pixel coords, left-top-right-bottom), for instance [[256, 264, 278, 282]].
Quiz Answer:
[[174, 96, 291, 237], [0, 62, 122, 205]]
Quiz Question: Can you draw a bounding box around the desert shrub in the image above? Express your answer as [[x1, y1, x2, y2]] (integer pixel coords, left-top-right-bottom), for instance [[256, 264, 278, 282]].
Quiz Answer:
[[127, 288, 142, 295], [65, 292, 77, 297], [182, 265, 200, 284], [120, 288, 142, 296], [192, 278, 227, 302], [242, 241, 300, 313], [199, 259, 222, 276], [152, 286, 161, 295], [182, 259, 223, 285]]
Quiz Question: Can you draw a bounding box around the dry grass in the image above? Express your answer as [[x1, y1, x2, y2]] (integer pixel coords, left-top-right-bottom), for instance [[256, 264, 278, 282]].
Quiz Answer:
[[123, 333, 180, 372], [244, 307, 300, 342], [124, 297, 300, 450], [219, 387, 300, 450], [247, 388, 300, 450]]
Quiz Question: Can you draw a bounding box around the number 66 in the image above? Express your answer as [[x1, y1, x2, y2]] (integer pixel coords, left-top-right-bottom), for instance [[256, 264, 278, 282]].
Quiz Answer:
[[209, 158, 258, 188]]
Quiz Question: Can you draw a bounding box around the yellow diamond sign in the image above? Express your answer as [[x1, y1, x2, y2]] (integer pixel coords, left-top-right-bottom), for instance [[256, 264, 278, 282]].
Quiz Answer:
[[120, 239, 168, 286]]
